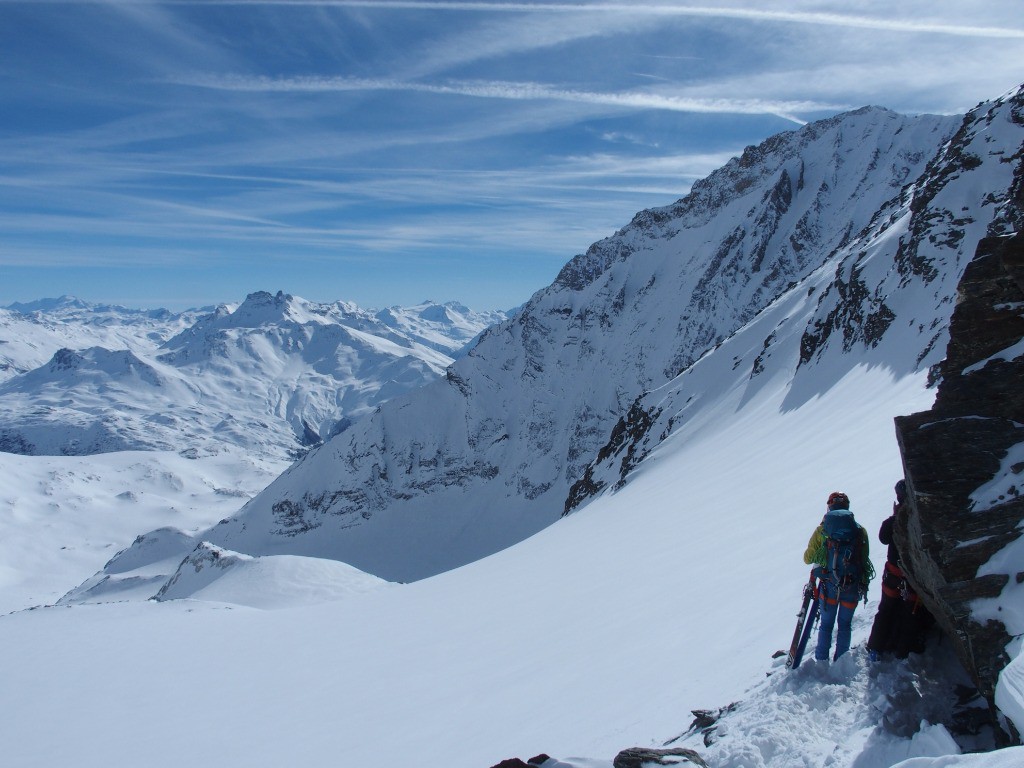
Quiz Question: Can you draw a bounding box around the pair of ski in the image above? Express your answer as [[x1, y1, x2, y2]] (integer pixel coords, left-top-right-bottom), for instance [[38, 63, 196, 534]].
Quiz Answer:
[[786, 571, 820, 669]]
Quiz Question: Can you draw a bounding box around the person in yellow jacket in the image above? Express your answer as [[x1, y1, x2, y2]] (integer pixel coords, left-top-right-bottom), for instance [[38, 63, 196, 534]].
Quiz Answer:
[[803, 491, 872, 662]]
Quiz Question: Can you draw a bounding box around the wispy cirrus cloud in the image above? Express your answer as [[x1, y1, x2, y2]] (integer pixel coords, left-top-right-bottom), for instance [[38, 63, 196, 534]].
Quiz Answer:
[[17, 1, 1022, 40], [173, 73, 849, 123], [0, 138, 729, 277], [3, 0, 1022, 310]]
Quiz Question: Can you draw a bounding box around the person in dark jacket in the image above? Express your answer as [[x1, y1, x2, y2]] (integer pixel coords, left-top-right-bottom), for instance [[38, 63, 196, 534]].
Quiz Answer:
[[866, 479, 933, 659]]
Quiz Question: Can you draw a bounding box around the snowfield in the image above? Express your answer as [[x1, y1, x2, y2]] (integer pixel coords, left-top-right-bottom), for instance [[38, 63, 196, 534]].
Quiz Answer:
[[6, 353, 1015, 768], [0, 448, 289, 615]]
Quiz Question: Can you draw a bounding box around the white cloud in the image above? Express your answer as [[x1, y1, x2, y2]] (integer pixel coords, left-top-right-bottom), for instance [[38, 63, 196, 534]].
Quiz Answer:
[[4, 0, 1021, 311], [45, 1, 1022, 40], [175, 73, 848, 122], [674, 46, 1024, 116]]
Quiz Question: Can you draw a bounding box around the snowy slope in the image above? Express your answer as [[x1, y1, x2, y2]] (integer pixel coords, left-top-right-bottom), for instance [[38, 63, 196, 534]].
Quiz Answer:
[[0, 292, 504, 458], [0, 335, 989, 768], [3, 86, 1024, 768], [152, 541, 393, 609], [0, 447, 288, 615], [6, 245, 1021, 764], [162, 105, 970, 582]]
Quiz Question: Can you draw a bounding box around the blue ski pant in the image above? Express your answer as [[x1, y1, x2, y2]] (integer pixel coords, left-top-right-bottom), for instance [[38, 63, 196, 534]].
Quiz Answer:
[[815, 581, 858, 661]]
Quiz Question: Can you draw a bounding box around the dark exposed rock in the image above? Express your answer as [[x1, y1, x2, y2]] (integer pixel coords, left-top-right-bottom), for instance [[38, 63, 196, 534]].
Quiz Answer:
[[0, 430, 36, 455], [613, 746, 708, 768], [300, 419, 322, 448], [687, 703, 738, 733], [895, 233, 1024, 739], [681, 703, 739, 748], [798, 260, 896, 366], [487, 756, 551, 768], [563, 398, 662, 515], [271, 498, 322, 536]]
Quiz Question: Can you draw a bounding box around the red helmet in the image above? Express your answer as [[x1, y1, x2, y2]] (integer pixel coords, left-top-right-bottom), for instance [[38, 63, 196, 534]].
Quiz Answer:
[[827, 491, 850, 510]]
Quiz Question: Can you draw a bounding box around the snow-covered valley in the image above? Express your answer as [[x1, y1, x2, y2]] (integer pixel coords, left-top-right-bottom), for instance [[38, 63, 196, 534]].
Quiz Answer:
[[0, 358, 1013, 768], [0, 359, 936, 766], [2, 82, 1024, 768], [0, 447, 289, 615]]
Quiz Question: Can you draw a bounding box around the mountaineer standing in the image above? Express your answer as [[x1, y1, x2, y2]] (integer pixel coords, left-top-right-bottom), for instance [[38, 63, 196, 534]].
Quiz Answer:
[[803, 492, 873, 662]]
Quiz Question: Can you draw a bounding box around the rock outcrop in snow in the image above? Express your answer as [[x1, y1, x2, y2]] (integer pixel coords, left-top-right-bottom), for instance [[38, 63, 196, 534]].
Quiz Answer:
[[154, 541, 392, 609], [611, 747, 707, 767], [895, 231, 1024, 735], [59, 531, 393, 609]]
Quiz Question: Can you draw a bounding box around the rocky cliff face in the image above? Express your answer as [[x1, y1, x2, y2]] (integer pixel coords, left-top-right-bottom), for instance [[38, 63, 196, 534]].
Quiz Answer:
[[895, 231, 1024, 737], [570, 86, 1024, 512]]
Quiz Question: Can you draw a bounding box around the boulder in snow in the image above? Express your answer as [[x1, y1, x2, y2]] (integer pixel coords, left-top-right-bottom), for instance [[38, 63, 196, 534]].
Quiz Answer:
[[613, 747, 708, 768]]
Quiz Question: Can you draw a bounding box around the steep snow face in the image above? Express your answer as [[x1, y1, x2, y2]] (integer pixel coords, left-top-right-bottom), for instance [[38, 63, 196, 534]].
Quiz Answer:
[[186, 106, 968, 582], [0, 291, 504, 458], [571, 86, 1024, 510]]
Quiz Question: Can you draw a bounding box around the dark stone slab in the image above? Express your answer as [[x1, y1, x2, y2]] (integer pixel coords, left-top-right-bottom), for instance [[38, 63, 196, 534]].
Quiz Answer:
[[895, 233, 1024, 738], [613, 746, 708, 768]]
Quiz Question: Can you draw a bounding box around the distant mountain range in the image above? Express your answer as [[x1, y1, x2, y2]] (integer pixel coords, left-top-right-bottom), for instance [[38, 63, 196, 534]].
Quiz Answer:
[[0, 292, 505, 458]]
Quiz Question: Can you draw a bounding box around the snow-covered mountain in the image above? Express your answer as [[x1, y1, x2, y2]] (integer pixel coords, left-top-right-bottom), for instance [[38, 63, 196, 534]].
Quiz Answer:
[[105, 100, 1011, 584], [4, 83, 1024, 768], [568, 87, 1024, 512], [0, 295, 208, 383], [0, 292, 505, 459]]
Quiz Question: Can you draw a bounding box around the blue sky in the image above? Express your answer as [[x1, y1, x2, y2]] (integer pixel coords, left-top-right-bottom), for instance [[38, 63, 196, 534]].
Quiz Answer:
[[2, 1, 1023, 312]]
